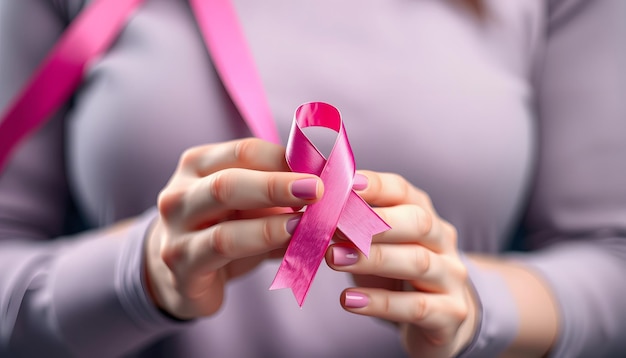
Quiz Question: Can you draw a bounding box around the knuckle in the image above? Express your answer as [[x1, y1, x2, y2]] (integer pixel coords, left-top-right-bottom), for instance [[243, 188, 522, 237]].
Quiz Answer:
[[444, 256, 470, 289], [413, 248, 432, 276], [414, 206, 433, 237], [442, 220, 459, 248], [411, 295, 429, 323], [373, 245, 386, 269], [265, 174, 280, 204], [159, 232, 189, 271], [414, 187, 433, 208], [208, 171, 235, 205], [397, 176, 412, 199], [179, 146, 203, 169], [160, 245, 181, 271], [261, 219, 276, 248], [234, 138, 262, 165], [367, 171, 384, 194], [452, 259, 469, 282], [383, 173, 409, 201], [157, 188, 184, 219], [383, 294, 392, 316], [450, 299, 469, 324], [208, 225, 232, 258]]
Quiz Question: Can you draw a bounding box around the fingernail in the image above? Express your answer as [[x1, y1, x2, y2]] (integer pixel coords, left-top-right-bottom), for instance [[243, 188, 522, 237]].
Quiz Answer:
[[333, 246, 359, 266], [345, 291, 369, 308], [291, 178, 319, 199], [286, 217, 300, 235], [352, 174, 368, 191]]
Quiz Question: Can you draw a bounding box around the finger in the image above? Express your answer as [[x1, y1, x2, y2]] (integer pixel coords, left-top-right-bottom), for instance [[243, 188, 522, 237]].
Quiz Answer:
[[355, 171, 432, 209], [171, 214, 301, 280], [178, 138, 290, 177], [178, 169, 322, 227], [351, 274, 404, 291], [341, 289, 468, 333], [327, 244, 448, 292], [162, 211, 300, 316], [371, 205, 448, 252], [227, 207, 294, 221]]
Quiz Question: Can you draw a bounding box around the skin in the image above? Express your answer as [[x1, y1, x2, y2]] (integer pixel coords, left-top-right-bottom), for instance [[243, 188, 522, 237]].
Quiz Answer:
[[142, 138, 558, 357], [328, 171, 558, 357], [326, 170, 477, 357]]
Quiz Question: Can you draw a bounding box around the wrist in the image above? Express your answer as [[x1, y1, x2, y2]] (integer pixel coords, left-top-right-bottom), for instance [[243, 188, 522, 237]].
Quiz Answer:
[[452, 284, 481, 356], [142, 220, 170, 314], [455, 254, 519, 357]]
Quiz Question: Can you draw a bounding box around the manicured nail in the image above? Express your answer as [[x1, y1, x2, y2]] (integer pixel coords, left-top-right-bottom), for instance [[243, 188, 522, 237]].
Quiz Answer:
[[291, 178, 319, 199], [344, 291, 369, 308], [286, 217, 301, 235], [333, 246, 359, 266], [352, 174, 368, 191]]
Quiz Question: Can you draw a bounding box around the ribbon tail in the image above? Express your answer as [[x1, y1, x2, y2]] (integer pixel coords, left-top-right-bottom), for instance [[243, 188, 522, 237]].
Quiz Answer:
[[337, 191, 391, 257], [270, 256, 319, 307], [269, 202, 338, 306], [272, 101, 389, 306]]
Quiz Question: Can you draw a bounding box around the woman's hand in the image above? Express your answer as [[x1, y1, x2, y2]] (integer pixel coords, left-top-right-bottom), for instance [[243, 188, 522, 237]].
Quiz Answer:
[[325, 171, 478, 358], [144, 138, 323, 320]]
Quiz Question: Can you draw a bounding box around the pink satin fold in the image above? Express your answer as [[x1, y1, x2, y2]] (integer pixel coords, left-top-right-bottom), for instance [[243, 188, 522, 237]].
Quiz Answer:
[[270, 102, 390, 306]]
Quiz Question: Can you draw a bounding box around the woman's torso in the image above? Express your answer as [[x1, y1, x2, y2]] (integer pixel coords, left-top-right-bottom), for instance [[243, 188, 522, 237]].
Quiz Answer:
[[62, 0, 543, 356]]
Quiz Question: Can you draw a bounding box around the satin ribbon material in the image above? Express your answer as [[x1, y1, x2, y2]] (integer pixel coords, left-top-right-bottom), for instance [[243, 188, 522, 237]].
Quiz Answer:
[[0, 1, 386, 307], [270, 102, 390, 306], [189, 0, 280, 144], [0, 0, 278, 172], [0, 0, 144, 172]]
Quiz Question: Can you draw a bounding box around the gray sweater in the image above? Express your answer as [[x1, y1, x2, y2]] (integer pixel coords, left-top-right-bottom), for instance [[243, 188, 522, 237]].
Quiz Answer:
[[0, 0, 625, 356]]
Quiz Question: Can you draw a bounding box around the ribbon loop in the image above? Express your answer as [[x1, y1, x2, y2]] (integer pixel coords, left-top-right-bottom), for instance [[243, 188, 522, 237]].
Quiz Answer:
[[270, 102, 390, 306]]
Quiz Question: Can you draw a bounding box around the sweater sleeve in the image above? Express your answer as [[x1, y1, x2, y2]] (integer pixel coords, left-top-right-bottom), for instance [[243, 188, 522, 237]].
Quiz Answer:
[[0, 1, 187, 357], [460, 1, 626, 357], [518, 0, 626, 356]]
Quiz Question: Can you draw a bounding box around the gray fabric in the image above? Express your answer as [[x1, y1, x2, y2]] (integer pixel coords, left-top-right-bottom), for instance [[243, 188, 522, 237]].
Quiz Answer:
[[0, 0, 625, 357]]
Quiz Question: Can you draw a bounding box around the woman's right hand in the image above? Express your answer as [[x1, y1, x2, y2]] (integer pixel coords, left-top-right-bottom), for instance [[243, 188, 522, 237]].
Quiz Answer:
[[144, 138, 323, 320]]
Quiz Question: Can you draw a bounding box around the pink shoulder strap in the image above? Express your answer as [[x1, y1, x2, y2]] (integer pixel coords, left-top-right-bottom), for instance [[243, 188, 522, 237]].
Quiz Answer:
[[189, 0, 280, 144], [0, 0, 279, 172]]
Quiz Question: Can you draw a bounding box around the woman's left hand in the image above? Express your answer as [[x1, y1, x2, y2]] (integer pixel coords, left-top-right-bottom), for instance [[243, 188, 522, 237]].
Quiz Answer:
[[325, 171, 478, 358]]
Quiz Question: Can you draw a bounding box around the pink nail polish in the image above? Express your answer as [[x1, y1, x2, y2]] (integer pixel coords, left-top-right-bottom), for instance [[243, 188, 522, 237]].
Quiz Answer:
[[286, 217, 300, 235], [345, 292, 369, 308], [352, 174, 368, 191], [333, 246, 359, 266], [291, 178, 318, 199]]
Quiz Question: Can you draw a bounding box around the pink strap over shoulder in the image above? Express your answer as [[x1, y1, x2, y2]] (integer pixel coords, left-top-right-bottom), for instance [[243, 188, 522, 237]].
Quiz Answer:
[[0, 0, 143, 171], [0, 0, 279, 172], [0, 0, 386, 306], [189, 0, 280, 144]]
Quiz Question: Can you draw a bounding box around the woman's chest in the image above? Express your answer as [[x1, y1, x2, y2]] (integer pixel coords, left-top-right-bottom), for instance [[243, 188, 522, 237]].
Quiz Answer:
[[67, 0, 542, 251]]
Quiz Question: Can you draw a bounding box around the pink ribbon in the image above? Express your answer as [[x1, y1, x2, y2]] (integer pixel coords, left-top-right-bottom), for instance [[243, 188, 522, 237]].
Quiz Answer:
[[270, 102, 390, 306], [0, 0, 385, 308], [189, 0, 280, 144], [0, 0, 279, 173], [0, 0, 145, 172]]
